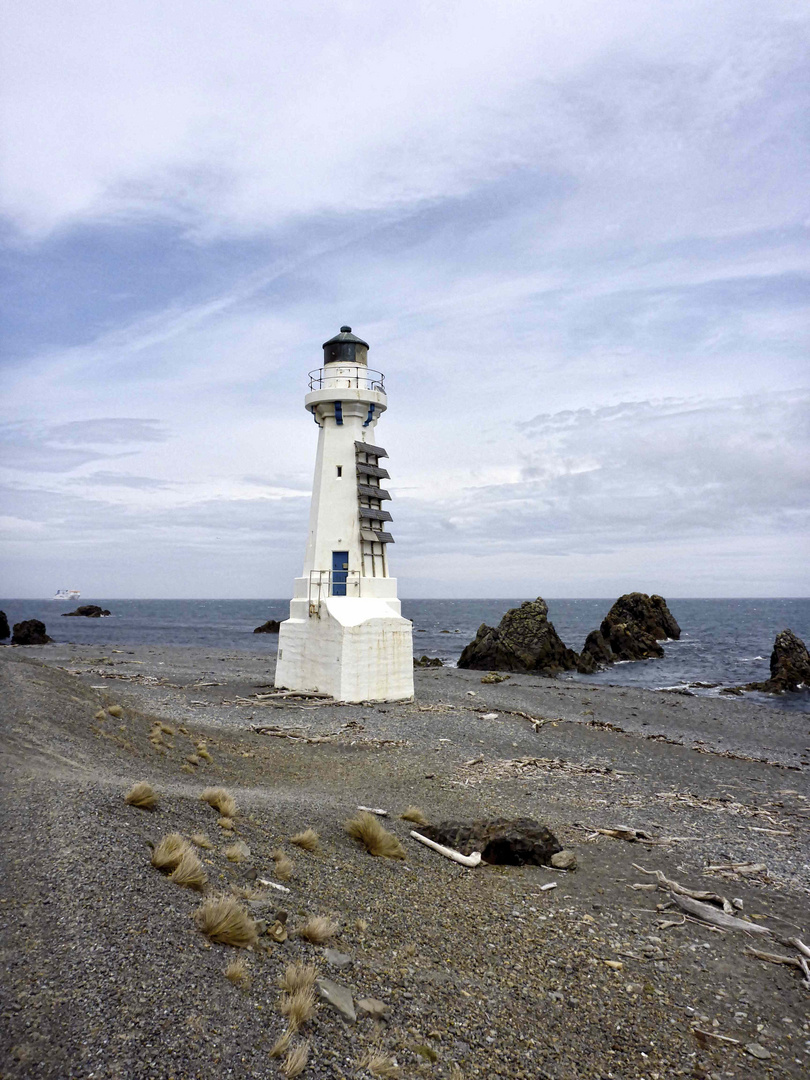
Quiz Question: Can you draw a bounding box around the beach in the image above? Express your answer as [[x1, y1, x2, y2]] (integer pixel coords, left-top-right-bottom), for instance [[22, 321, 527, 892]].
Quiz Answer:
[[1, 641, 808, 1079]]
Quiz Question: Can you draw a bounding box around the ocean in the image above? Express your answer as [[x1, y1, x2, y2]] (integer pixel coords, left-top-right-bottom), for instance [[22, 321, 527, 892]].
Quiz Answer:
[[3, 597, 808, 711]]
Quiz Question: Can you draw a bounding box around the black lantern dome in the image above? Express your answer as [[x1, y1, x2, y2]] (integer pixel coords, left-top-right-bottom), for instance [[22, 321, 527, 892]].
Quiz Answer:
[[322, 326, 369, 365]]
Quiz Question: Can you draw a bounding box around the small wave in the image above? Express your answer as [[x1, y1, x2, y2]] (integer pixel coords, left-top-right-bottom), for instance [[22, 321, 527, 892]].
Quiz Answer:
[[739, 656, 765, 662]]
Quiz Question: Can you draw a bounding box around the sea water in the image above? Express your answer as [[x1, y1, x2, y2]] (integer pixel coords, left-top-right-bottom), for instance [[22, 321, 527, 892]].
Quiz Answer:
[[2, 597, 808, 710]]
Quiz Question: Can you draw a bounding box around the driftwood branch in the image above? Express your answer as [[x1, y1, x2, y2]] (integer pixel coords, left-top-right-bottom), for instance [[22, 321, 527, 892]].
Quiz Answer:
[[409, 831, 482, 868]]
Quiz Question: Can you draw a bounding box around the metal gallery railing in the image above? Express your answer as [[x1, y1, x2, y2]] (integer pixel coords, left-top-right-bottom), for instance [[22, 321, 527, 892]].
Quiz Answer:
[[308, 569, 361, 614], [308, 367, 385, 393]]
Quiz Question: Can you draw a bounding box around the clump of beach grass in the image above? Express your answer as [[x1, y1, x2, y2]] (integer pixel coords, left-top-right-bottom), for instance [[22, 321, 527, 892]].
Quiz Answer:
[[269, 1030, 293, 1058], [159, 722, 175, 735], [279, 962, 317, 994], [169, 847, 207, 891], [190, 832, 214, 850], [107, 704, 124, 718], [357, 1050, 401, 1078], [224, 840, 251, 863], [270, 849, 293, 881], [280, 987, 316, 1032], [151, 833, 190, 872], [345, 813, 406, 859], [225, 954, 250, 986], [282, 1041, 310, 1077], [200, 786, 237, 818], [297, 916, 338, 945], [197, 743, 213, 762], [193, 894, 258, 947], [93, 708, 106, 721], [400, 806, 429, 826], [186, 754, 200, 766], [125, 781, 158, 809], [355, 918, 369, 934], [218, 816, 234, 831], [290, 828, 321, 854]]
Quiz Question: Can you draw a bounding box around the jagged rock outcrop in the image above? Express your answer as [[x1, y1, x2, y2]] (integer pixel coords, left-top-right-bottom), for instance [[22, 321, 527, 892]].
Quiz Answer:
[[61, 605, 111, 617], [746, 629, 810, 694], [457, 598, 579, 675], [0, 610, 9, 639], [417, 817, 563, 866], [413, 655, 443, 667], [578, 593, 681, 670], [12, 619, 53, 645], [253, 620, 281, 634]]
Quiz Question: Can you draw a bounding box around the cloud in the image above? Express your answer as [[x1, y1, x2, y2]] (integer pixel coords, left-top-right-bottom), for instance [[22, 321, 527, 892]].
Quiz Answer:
[[77, 471, 174, 491], [47, 419, 167, 445]]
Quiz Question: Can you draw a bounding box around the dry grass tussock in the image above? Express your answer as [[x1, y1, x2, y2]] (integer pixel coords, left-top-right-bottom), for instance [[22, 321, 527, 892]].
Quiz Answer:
[[297, 916, 338, 945], [345, 813, 406, 859], [279, 962, 317, 994], [194, 894, 258, 947], [107, 704, 124, 718], [225, 955, 250, 986], [400, 806, 429, 826], [186, 754, 200, 766], [280, 986, 316, 1032], [269, 1030, 292, 1058], [125, 781, 158, 809], [356, 1050, 401, 1078], [200, 787, 237, 818], [169, 847, 207, 891], [283, 1041, 310, 1078], [197, 744, 213, 762], [151, 833, 190, 871], [190, 832, 214, 850], [271, 849, 293, 880], [224, 840, 250, 863], [218, 816, 234, 830], [290, 828, 321, 853], [230, 883, 267, 901]]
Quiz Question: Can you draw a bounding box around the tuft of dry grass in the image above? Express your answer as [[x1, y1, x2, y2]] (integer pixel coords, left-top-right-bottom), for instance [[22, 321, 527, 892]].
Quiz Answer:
[[223, 840, 251, 863], [355, 918, 369, 934], [400, 806, 429, 827], [107, 704, 124, 718], [224, 955, 250, 986], [151, 833, 190, 871], [282, 1041, 310, 1078], [93, 709, 106, 721], [345, 813, 406, 859], [125, 781, 158, 809], [169, 847, 207, 891], [297, 916, 338, 945], [200, 786, 237, 818], [271, 849, 293, 880], [217, 816, 234, 830], [280, 987, 316, 1032], [230, 883, 266, 901], [185, 754, 200, 766], [193, 894, 258, 948], [356, 1051, 401, 1078], [197, 744, 213, 762], [269, 1030, 292, 1058], [290, 828, 321, 854], [180, 764, 196, 774], [190, 832, 214, 850], [278, 962, 317, 994], [159, 722, 175, 735]]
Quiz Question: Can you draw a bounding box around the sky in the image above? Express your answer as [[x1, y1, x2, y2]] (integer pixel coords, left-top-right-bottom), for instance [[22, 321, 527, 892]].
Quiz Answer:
[[1, 0, 808, 599]]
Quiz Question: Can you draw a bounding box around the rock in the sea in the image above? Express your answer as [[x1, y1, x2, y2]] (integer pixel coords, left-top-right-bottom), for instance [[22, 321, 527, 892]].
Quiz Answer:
[[253, 619, 281, 633], [418, 817, 562, 866], [580, 592, 680, 667], [414, 655, 443, 667], [0, 610, 9, 639], [457, 598, 579, 675], [576, 629, 614, 673], [61, 605, 111, 617], [748, 629, 810, 694], [11, 619, 53, 645]]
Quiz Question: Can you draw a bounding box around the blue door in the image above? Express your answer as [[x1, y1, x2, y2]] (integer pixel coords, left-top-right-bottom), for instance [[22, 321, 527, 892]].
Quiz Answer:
[[332, 551, 349, 596]]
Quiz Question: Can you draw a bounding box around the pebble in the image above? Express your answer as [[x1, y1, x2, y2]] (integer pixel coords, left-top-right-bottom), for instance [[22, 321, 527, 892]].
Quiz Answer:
[[356, 997, 388, 1020], [745, 1042, 772, 1060], [316, 977, 356, 1024], [550, 850, 577, 871], [324, 948, 352, 969]]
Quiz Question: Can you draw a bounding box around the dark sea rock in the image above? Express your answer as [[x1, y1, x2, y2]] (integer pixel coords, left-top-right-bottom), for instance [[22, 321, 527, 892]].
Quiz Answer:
[[414, 655, 443, 667], [12, 619, 53, 645], [61, 605, 111, 618], [0, 611, 9, 639], [457, 597, 579, 675], [577, 629, 614, 673], [418, 817, 563, 866], [592, 592, 680, 664], [253, 620, 281, 634], [745, 629, 810, 694]]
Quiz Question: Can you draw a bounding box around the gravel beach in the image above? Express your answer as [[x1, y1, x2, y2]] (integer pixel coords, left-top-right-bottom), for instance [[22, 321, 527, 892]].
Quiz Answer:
[[1, 641, 808, 1079]]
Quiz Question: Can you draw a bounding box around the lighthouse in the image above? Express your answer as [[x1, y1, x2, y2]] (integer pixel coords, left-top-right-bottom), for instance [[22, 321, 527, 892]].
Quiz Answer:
[[275, 327, 414, 702]]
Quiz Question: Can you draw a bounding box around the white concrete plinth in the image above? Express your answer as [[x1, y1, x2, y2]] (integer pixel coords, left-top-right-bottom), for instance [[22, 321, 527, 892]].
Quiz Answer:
[[276, 596, 414, 702]]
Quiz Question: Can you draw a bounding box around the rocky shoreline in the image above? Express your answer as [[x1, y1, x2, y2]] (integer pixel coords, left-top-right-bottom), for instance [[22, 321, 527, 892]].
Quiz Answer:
[[1, 642, 809, 1079]]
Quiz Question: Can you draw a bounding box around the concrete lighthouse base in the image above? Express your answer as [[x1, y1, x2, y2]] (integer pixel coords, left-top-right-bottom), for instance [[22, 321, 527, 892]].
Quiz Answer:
[[275, 595, 414, 703]]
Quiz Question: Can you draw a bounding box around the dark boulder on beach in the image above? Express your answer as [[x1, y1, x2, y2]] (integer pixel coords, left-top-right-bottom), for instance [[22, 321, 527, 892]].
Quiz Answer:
[[457, 597, 579, 676], [746, 629, 810, 694], [414, 655, 443, 667], [417, 817, 563, 866], [61, 605, 111, 618], [253, 619, 281, 634], [11, 619, 52, 645], [0, 611, 9, 639]]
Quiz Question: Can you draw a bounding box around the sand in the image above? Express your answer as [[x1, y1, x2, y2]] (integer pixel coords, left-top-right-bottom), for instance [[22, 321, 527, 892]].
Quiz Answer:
[[1, 641, 808, 1079]]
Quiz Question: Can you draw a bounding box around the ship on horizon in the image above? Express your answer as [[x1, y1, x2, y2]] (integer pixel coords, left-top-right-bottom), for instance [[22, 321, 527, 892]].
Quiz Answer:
[[51, 589, 80, 601]]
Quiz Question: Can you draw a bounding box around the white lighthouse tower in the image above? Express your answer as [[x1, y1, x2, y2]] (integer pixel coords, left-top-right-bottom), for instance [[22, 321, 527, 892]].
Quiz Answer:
[[275, 327, 414, 702]]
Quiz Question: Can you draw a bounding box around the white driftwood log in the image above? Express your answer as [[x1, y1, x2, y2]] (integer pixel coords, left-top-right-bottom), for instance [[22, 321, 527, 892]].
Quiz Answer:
[[357, 805, 388, 816], [410, 830, 482, 867], [257, 878, 291, 893]]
